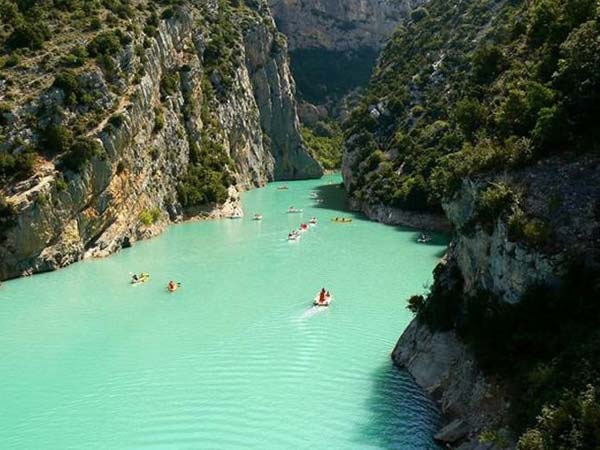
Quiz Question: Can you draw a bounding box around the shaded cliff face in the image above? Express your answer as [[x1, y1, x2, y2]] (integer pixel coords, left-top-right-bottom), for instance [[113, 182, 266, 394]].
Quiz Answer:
[[442, 156, 600, 304], [392, 155, 600, 448], [0, 0, 321, 280], [392, 320, 513, 449]]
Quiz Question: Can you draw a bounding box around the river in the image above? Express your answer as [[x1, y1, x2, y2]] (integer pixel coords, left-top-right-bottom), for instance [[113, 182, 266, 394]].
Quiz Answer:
[[0, 174, 446, 449]]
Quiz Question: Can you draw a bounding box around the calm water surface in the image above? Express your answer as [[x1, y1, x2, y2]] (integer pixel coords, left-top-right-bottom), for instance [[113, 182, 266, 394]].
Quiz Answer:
[[0, 174, 446, 449]]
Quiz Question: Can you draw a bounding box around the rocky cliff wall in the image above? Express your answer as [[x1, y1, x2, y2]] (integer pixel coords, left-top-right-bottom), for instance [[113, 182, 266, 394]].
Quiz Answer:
[[0, 0, 321, 280], [391, 155, 600, 449]]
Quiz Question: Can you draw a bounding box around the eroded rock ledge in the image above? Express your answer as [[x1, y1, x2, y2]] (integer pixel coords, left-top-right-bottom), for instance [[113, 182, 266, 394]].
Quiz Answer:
[[348, 197, 450, 232], [392, 319, 514, 449]]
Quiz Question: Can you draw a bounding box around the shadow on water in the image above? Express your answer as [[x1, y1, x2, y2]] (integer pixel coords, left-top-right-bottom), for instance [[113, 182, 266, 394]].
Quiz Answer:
[[312, 179, 451, 258], [312, 182, 359, 215], [353, 361, 442, 450]]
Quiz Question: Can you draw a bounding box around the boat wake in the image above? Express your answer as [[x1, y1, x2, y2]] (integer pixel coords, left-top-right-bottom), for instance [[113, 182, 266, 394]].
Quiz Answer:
[[300, 306, 326, 319]]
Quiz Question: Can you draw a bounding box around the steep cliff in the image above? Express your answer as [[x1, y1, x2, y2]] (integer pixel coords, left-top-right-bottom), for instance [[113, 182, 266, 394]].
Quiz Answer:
[[0, 0, 321, 280], [343, 0, 600, 448], [394, 155, 600, 449]]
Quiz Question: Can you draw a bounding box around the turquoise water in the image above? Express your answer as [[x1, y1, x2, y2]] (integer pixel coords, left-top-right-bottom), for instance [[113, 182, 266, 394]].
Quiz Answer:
[[0, 174, 446, 450]]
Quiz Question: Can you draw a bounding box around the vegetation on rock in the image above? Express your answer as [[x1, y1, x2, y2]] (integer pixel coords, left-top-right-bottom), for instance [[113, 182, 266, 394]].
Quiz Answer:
[[371, 0, 600, 446], [300, 121, 343, 170], [344, 0, 599, 213]]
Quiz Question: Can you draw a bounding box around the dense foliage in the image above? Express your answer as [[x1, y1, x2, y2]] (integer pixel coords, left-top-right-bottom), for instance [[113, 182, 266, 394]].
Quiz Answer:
[[300, 121, 343, 170], [344, 0, 600, 212], [0, 194, 15, 241]]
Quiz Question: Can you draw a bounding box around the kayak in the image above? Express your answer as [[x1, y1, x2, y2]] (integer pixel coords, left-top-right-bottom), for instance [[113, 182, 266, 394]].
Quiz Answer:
[[331, 218, 352, 223], [309, 218, 318, 225], [287, 208, 303, 214], [253, 214, 263, 221], [313, 293, 333, 307], [131, 273, 150, 285], [229, 212, 243, 219]]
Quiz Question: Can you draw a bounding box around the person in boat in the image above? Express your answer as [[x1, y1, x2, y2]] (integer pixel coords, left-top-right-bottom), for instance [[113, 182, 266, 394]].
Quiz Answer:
[[132, 273, 139, 283], [319, 288, 326, 303], [326, 291, 330, 298], [168, 280, 176, 291]]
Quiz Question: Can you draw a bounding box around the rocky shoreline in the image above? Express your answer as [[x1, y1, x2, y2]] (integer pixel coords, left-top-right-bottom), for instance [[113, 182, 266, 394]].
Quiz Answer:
[[392, 320, 514, 450], [348, 198, 451, 232]]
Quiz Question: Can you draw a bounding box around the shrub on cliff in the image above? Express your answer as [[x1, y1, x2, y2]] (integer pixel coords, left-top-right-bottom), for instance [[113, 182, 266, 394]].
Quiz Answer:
[[517, 384, 600, 450], [60, 137, 104, 172], [413, 264, 464, 332], [300, 122, 343, 170], [469, 182, 517, 234], [139, 208, 161, 226], [508, 209, 552, 249], [87, 31, 122, 57], [0, 148, 36, 182], [177, 166, 229, 206], [39, 124, 74, 155], [6, 21, 50, 50], [0, 195, 16, 241]]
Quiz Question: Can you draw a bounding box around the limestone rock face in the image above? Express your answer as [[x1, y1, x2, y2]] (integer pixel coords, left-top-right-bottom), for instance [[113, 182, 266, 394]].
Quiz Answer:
[[242, 17, 323, 180], [443, 156, 600, 303], [269, 0, 421, 52], [0, 1, 321, 280]]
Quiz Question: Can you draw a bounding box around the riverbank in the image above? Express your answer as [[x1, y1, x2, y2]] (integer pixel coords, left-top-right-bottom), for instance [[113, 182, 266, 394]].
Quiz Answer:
[[348, 198, 451, 233]]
